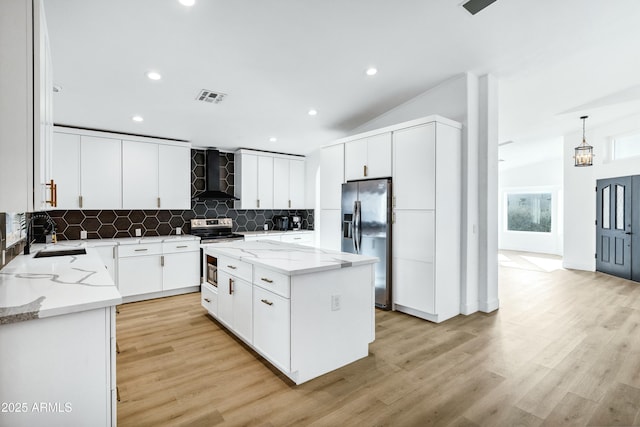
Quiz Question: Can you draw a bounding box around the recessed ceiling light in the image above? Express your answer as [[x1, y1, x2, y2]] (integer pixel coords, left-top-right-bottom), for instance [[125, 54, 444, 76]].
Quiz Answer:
[[146, 71, 162, 81], [308, 109, 318, 116], [366, 67, 378, 76], [178, 0, 195, 6], [132, 115, 144, 122], [269, 137, 277, 142]]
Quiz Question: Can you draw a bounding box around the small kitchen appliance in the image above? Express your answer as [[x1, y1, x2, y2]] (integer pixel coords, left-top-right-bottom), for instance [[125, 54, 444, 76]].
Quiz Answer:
[[290, 215, 302, 230], [275, 216, 289, 231]]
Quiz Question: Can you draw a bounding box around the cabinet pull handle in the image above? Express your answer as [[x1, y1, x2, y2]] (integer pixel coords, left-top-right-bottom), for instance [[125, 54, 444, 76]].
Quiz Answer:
[[227, 265, 237, 270], [364, 165, 368, 177], [393, 196, 396, 208], [45, 179, 57, 207], [392, 212, 396, 224], [112, 246, 116, 259], [157, 197, 161, 208], [134, 248, 148, 252], [261, 299, 274, 306], [229, 278, 234, 295], [176, 245, 188, 248], [257, 199, 260, 208], [294, 237, 301, 240], [204, 298, 211, 303], [261, 277, 274, 283], [79, 195, 83, 208], [161, 255, 165, 267], [288, 199, 291, 208]]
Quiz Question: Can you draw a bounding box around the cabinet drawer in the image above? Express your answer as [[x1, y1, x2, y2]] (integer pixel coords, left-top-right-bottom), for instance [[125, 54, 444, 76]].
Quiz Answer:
[[162, 240, 200, 254], [281, 233, 312, 244], [118, 242, 162, 257], [218, 256, 252, 282], [253, 266, 290, 298], [201, 282, 218, 316]]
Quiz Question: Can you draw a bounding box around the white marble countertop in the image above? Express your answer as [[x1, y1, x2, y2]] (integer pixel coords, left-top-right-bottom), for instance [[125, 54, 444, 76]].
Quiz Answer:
[[235, 230, 314, 237], [50, 235, 199, 247], [0, 245, 122, 325], [203, 240, 378, 276]]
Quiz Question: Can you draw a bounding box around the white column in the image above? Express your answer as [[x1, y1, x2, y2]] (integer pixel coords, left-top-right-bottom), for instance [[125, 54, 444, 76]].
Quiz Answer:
[[478, 74, 499, 313]]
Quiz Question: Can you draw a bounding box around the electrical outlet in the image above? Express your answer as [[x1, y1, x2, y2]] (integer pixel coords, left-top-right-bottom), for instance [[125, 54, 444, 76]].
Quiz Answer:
[[135, 228, 142, 237], [80, 230, 88, 240], [331, 295, 341, 311], [176, 227, 182, 235]]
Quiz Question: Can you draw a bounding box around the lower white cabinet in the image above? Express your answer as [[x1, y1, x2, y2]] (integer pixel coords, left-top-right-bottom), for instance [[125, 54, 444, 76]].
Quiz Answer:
[[117, 240, 200, 302], [0, 306, 116, 427], [217, 268, 253, 344], [253, 286, 290, 371], [201, 282, 218, 316], [92, 244, 117, 282]]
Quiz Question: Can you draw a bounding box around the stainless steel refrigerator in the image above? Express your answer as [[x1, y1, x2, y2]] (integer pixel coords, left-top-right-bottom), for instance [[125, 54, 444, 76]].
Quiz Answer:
[[341, 178, 392, 309]]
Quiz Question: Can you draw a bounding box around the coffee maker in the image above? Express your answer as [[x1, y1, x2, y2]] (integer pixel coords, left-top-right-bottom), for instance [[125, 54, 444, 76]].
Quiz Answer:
[[275, 216, 289, 231], [290, 215, 302, 230]]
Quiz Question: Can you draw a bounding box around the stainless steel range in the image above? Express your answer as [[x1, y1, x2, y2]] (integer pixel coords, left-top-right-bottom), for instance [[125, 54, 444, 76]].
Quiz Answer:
[[192, 218, 244, 286], [190, 218, 244, 244]]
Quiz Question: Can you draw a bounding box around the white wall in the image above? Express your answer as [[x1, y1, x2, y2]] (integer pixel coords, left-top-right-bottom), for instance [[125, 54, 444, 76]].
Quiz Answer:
[[564, 113, 640, 270], [499, 158, 564, 255]]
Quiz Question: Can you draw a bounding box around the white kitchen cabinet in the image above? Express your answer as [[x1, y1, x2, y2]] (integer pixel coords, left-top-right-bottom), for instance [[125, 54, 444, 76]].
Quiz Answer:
[[393, 124, 436, 210], [344, 132, 392, 181], [274, 157, 306, 209], [0, 0, 52, 212], [81, 135, 122, 209], [320, 144, 344, 210], [392, 118, 462, 323], [244, 234, 282, 242], [51, 132, 81, 209], [319, 209, 341, 251], [162, 240, 200, 291], [117, 239, 200, 302], [0, 307, 116, 427], [217, 267, 253, 344], [201, 282, 218, 316], [158, 144, 191, 209], [121, 141, 190, 209], [117, 243, 163, 298], [93, 244, 117, 282], [281, 232, 313, 246], [253, 286, 291, 371], [122, 140, 159, 209], [235, 149, 305, 210]]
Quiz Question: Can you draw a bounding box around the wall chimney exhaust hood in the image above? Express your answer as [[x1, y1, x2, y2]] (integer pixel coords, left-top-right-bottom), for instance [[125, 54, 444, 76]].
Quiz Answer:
[[192, 149, 239, 201]]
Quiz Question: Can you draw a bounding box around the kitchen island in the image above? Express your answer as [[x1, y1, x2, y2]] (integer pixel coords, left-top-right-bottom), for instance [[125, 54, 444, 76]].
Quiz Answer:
[[0, 245, 121, 427], [202, 240, 378, 385]]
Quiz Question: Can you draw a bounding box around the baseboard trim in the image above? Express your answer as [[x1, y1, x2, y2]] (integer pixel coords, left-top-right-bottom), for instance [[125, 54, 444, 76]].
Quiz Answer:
[[460, 302, 479, 315], [479, 298, 499, 313]]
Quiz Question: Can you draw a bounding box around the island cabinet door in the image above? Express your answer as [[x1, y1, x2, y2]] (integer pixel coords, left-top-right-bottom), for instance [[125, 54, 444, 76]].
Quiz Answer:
[[217, 270, 234, 328], [233, 278, 253, 344], [253, 286, 291, 371]]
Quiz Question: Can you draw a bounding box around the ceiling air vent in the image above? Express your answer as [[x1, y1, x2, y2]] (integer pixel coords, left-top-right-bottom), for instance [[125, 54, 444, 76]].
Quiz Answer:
[[196, 89, 227, 104]]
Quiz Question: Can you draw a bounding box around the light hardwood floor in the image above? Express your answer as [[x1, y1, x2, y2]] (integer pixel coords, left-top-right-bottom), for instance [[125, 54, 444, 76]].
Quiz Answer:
[[116, 251, 640, 426]]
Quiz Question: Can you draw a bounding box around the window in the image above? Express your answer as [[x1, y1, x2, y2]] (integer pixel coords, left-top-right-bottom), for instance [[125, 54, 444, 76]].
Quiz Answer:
[[613, 132, 640, 160], [507, 193, 552, 233]]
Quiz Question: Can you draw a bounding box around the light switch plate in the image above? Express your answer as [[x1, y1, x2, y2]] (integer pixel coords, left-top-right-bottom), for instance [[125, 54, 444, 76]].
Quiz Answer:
[[176, 227, 182, 235], [135, 229, 142, 237], [80, 230, 88, 239]]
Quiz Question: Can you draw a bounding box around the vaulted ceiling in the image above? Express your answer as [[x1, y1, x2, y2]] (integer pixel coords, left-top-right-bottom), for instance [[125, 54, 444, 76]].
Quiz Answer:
[[44, 0, 640, 155]]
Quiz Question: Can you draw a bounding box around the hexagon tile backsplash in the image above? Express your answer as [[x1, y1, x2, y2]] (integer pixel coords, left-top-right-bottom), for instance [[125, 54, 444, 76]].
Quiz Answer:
[[41, 150, 314, 241]]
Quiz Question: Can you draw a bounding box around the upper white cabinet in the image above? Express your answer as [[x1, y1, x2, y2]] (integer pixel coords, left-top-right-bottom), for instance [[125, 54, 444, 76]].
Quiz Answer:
[[320, 144, 344, 210], [235, 149, 305, 210], [344, 132, 392, 181], [52, 127, 191, 210], [0, 0, 52, 212], [158, 144, 191, 209], [122, 140, 158, 209], [274, 158, 305, 209], [81, 136, 122, 209], [122, 140, 190, 209], [393, 124, 436, 210]]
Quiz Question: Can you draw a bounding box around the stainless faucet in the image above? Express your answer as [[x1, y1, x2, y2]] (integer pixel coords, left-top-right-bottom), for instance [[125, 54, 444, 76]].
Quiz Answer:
[[23, 213, 57, 255]]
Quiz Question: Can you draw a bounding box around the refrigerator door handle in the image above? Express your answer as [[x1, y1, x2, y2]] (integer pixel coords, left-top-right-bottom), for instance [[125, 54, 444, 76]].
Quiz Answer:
[[354, 200, 362, 254]]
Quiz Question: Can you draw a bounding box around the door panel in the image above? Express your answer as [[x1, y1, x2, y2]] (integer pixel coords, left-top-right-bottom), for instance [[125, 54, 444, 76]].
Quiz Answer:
[[596, 177, 631, 279]]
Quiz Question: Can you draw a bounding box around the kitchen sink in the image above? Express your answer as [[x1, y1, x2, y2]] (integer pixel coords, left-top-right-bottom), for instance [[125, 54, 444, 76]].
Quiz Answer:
[[33, 248, 87, 258]]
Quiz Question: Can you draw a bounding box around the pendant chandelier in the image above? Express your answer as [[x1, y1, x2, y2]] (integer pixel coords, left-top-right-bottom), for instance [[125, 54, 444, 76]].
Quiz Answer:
[[574, 115, 594, 167]]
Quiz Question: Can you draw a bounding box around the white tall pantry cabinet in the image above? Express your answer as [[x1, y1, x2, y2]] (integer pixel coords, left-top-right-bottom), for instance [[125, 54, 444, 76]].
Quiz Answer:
[[392, 121, 461, 323], [320, 115, 462, 323]]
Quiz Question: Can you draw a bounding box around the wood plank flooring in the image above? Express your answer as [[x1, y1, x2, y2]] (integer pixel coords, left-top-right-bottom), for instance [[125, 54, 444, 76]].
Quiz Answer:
[[116, 251, 640, 426]]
